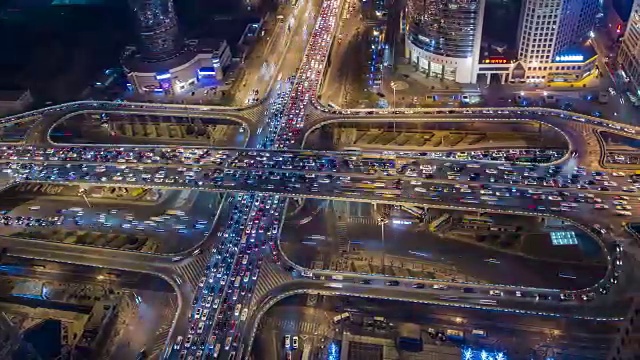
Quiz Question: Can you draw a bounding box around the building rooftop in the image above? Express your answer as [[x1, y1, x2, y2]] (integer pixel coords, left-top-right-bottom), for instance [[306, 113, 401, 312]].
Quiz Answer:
[[122, 49, 200, 74]]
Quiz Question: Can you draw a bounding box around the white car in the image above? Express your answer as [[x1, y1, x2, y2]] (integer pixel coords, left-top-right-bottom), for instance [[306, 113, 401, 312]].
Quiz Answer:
[[241, 308, 248, 321], [174, 336, 183, 349], [489, 290, 503, 296], [292, 336, 299, 349]]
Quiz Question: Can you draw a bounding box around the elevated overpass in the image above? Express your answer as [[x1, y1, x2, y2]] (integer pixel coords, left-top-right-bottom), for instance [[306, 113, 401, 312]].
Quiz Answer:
[[8, 177, 619, 288], [0, 100, 267, 145]]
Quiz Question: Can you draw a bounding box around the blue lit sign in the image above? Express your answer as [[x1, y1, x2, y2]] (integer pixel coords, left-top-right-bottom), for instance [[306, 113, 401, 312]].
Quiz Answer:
[[462, 347, 507, 360], [554, 55, 584, 62], [198, 67, 216, 76], [155, 72, 171, 80]]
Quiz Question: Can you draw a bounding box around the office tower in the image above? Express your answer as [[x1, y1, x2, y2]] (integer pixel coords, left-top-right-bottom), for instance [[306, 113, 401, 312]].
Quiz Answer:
[[404, 0, 486, 83], [518, 0, 598, 63], [618, 0, 640, 94], [129, 0, 184, 62], [607, 296, 640, 359]]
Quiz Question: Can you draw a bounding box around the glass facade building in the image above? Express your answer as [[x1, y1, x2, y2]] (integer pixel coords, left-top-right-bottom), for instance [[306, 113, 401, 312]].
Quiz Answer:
[[405, 0, 485, 83], [129, 0, 183, 62], [618, 0, 640, 95]]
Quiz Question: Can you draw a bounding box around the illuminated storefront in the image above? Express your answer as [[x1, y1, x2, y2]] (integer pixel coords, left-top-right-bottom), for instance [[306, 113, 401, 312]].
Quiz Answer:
[[124, 39, 231, 94], [461, 347, 507, 360]]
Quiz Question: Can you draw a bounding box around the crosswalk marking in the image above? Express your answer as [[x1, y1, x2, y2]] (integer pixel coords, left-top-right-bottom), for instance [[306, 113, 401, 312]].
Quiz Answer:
[[346, 216, 376, 225], [147, 300, 177, 357], [251, 262, 293, 306], [176, 253, 210, 289], [263, 318, 327, 335], [336, 221, 349, 253]]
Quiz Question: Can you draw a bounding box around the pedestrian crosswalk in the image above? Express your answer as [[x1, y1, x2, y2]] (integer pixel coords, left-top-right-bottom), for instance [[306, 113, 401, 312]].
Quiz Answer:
[[346, 216, 377, 225], [149, 323, 171, 357], [176, 253, 210, 289], [263, 318, 327, 335], [336, 220, 349, 253], [251, 262, 293, 305]]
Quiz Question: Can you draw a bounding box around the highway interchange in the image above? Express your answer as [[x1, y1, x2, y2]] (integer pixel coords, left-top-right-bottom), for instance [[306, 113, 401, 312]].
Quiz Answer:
[[1, 0, 640, 358]]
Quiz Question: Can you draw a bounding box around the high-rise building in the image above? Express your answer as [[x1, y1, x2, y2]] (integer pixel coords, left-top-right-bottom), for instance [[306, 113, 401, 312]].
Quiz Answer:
[[607, 296, 640, 359], [129, 0, 184, 62], [618, 0, 640, 95], [404, 0, 486, 83], [513, 0, 600, 83], [517, 0, 599, 64]]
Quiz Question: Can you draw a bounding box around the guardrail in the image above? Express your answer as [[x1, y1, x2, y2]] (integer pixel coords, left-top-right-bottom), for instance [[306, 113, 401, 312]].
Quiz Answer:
[[311, 105, 640, 134], [0, 100, 263, 128]]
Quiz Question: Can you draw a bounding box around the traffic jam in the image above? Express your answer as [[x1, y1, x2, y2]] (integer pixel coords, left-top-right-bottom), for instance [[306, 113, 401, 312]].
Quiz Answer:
[[172, 0, 343, 358]]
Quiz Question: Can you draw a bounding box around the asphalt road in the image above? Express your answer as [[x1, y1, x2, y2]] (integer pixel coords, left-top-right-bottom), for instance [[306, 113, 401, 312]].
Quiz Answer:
[[281, 199, 607, 290]]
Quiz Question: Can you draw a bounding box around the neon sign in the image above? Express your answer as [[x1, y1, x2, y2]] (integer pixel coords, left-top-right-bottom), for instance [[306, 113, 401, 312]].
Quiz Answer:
[[482, 58, 508, 64], [554, 55, 584, 62], [155, 72, 171, 80], [462, 347, 507, 360]]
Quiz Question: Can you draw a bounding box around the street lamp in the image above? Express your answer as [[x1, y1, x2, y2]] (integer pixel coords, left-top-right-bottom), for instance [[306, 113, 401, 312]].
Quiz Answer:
[[390, 81, 399, 109], [389, 81, 404, 132], [377, 214, 389, 274]]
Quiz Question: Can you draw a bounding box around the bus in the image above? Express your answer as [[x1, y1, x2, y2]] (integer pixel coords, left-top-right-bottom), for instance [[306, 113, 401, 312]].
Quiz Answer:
[[445, 329, 464, 340], [429, 214, 451, 231], [461, 215, 493, 224], [355, 183, 377, 189], [333, 312, 350, 324], [374, 189, 402, 196]]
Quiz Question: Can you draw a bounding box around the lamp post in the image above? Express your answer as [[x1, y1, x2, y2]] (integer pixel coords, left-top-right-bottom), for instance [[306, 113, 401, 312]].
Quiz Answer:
[[377, 213, 389, 274], [389, 81, 401, 133]]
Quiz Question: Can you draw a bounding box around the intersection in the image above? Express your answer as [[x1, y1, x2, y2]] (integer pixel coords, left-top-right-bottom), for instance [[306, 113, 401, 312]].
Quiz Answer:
[[0, 0, 639, 359]]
